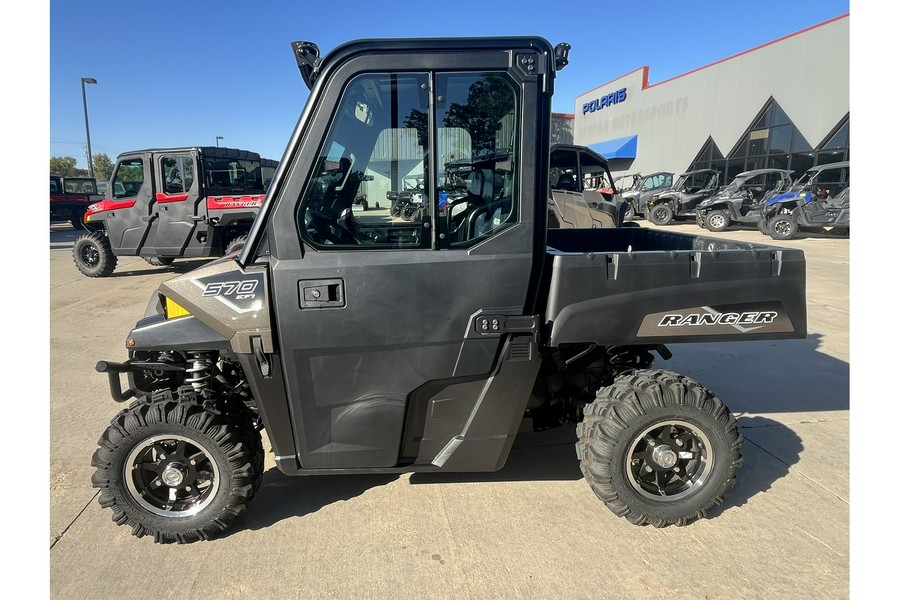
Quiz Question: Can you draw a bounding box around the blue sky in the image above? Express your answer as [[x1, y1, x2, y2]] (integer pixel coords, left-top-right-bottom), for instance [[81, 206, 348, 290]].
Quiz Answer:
[[49, 0, 851, 169]]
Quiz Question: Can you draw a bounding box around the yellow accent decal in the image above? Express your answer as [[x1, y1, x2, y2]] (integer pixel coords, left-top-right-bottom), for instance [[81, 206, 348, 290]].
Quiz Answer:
[[166, 297, 191, 319]]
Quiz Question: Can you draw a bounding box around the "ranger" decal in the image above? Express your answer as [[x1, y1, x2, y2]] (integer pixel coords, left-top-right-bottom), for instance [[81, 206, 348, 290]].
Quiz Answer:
[[659, 311, 778, 327]]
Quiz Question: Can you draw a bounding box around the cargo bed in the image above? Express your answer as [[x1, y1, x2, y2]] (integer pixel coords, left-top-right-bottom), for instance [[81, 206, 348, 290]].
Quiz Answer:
[[544, 227, 807, 346]]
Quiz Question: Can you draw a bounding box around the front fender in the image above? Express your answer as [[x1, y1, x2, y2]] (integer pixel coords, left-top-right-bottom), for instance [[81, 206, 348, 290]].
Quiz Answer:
[[126, 314, 231, 352]]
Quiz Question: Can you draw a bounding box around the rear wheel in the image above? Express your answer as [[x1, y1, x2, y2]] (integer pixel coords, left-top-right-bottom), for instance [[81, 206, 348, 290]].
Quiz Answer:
[[649, 204, 674, 226], [576, 369, 742, 527], [91, 390, 263, 543], [73, 231, 117, 277], [768, 214, 798, 240], [705, 210, 730, 232]]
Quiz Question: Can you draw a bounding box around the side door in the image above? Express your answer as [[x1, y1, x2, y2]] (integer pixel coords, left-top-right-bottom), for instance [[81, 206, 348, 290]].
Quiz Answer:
[[104, 154, 156, 255], [152, 152, 200, 255], [266, 49, 544, 470]]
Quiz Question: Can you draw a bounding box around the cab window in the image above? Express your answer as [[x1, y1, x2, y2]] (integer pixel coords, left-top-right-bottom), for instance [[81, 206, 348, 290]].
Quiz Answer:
[[112, 158, 145, 199], [296, 71, 520, 250]]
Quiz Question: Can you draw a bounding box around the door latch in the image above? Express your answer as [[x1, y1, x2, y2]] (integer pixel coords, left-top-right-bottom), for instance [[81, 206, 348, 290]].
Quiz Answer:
[[299, 279, 345, 308]]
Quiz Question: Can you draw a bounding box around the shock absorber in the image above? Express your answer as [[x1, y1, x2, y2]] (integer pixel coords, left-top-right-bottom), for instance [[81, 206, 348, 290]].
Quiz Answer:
[[184, 352, 215, 393], [607, 345, 655, 374]]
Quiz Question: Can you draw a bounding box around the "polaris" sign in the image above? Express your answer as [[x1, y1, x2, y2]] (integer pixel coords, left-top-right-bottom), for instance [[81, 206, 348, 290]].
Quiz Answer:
[[582, 88, 627, 115]]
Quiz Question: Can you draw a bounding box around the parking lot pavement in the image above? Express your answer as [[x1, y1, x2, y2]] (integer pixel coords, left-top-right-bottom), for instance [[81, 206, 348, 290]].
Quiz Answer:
[[48, 220, 849, 599]]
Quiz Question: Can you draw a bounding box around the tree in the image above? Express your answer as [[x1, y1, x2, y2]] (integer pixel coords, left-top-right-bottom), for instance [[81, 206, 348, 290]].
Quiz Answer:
[[443, 77, 514, 156], [50, 157, 85, 177], [92, 153, 115, 182]]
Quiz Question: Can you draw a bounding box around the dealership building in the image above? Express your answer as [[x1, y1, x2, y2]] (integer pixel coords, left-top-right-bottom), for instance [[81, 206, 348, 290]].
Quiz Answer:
[[573, 13, 849, 184]]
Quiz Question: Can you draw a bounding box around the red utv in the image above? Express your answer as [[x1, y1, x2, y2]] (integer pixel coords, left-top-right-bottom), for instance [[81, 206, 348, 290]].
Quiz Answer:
[[73, 146, 268, 277]]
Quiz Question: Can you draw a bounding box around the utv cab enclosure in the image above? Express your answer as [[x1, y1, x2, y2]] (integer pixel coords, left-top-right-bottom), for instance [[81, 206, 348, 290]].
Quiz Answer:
[[50, 175, 99, 229], [548, 144, 625, 229], [90, 37, 807, 544], [73, 146, 266, 277]]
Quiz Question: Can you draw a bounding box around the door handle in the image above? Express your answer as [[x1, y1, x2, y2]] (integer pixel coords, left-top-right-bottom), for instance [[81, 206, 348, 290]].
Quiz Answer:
[[299, 278, 345, 308]]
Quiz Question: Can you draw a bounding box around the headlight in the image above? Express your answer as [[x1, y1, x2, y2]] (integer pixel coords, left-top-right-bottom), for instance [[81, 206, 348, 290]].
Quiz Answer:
[[163, 296, 191, 319]]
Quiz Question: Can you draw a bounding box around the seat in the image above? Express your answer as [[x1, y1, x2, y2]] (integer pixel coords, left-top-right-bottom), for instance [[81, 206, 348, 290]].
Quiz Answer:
[[555, 174, 577, 191]]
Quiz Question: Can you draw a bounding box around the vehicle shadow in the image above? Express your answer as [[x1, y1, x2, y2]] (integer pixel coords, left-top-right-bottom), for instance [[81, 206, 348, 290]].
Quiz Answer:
[[234, 470, 399, 536], [232, 413, 804, 534], [231, 333, 842, 534], [708, 415, 803, 517], [662, 333, 848, 414], [105, 259, 215, 278]]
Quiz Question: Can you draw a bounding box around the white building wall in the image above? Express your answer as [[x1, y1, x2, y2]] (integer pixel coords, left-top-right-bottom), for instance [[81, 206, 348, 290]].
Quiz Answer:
[[573, 15, 849, 175]]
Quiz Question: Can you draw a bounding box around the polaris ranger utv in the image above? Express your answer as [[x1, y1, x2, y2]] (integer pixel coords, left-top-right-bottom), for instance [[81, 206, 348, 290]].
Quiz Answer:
[[50, 175, 100, 229], [90, 37, 807, 543], [548, 144, 625, 229], [73, 146, 267, 277]]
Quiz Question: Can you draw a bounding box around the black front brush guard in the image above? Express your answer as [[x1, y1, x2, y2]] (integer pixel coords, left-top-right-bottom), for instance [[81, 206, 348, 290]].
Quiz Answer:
[[95, 359, 185, 403]]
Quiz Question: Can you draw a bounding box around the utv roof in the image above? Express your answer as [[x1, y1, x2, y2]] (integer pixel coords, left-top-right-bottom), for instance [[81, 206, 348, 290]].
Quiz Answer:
[[678, 168, 718, 175], [116, 147, 262, 160], [550, 144, 610, 167], [734, 169, 793, 178], [805, 160, 850, 172], [293, 37, 569, 90]]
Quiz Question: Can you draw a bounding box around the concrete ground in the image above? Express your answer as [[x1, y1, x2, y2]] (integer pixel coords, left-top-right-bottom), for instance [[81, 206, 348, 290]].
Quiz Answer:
[[48, 219, 849, 599]]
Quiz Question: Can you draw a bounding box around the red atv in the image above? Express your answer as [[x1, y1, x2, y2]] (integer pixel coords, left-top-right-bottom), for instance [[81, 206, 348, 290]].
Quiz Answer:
[[73, 146, 273, 277]]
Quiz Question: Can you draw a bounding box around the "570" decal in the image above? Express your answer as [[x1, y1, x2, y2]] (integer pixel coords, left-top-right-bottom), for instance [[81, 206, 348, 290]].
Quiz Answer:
[[202, 280, 259, 300]]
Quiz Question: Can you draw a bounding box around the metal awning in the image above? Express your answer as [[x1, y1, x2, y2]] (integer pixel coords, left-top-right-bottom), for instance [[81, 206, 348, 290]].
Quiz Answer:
[[589, 135, 638, 159]]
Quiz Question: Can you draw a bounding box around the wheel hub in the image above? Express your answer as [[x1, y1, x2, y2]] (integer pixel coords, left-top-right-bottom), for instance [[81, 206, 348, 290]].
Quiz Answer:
[[652, 445, 678, 469], [161, 463, 187, 487]]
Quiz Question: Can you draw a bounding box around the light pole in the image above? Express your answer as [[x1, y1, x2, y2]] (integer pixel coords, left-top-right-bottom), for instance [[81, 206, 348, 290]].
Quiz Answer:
[[81, 77, 97, 179], [216, 136, 223, 147]]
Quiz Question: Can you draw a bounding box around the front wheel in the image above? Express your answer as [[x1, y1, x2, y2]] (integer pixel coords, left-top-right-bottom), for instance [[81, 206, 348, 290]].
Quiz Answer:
[[91, 392, 263, 543], [705, 210, 730, 232], [695, 213, 706, 228], [73, 231, 117, 277], [576, 369, 742, 527], [225, 235, 248, 255], [649, 204, 674, 226], [768, 214, 798, 240]]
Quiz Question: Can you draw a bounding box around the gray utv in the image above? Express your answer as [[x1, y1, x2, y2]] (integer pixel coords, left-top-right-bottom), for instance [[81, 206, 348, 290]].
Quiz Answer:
[[645, 169, 720, 226], [90, 36, 807, 543], [696, 168, 793, 232]]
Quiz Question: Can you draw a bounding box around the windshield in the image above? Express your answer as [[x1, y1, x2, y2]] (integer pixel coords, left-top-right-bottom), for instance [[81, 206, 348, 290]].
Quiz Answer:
[[203, 157, 265, 195]]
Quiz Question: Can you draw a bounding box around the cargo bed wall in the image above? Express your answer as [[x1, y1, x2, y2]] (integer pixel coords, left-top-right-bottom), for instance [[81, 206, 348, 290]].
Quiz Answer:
[[544, 228, 807, 346]]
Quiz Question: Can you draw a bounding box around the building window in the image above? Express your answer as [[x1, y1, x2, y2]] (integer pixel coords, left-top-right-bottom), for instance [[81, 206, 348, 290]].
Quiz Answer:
[[691, 98, 846, 184]]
